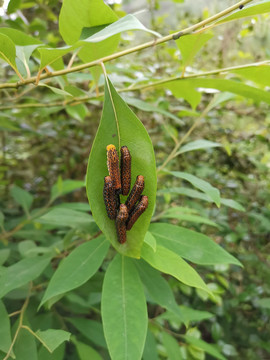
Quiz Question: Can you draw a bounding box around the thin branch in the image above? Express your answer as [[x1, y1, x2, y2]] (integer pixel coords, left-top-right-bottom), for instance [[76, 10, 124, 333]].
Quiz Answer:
[[157, 98, 216, 173], [3, 285, 31, 360], [0, 59, 268, 111], [0, 0, 253, 91]]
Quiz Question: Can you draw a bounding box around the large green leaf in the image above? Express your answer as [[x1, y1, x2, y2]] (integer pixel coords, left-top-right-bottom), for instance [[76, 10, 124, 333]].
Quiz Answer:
[[37, 208, 94, 230], [176, 32, 213, 67], [0, 33, 19, 71], [149, 223, 242, 266], [183, 335, 226, 360], [169, 171, 220, 207], [232, 64, 270, 87], [59, 0, 119, 73], [167, 78, 270, 106], [177, 139, 221, 155], [141, 243, 211, 294], [86, 78, 157, 258], [216, 0, 270, 25], [101, 255, 147, 360], [35, 329, 71, 353], [40, 236, 109, 308], [10, 185, 34, 213], [142, 330, 158, 360], [135, 260, 181, 315], [0, 300, 12, 355], [0, 255, 52, 299], [162, 332, 183, 360], [67, 318, 106, 348]]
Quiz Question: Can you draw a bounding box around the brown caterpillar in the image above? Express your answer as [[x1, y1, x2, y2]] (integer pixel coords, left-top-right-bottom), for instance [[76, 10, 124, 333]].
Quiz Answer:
[[126, 195, 148, 230], [106, 144, 121, 194], [125, 175, 144, 212], [120, 146, 131, 196], [103, 176, 117, 220], [116, 204, 129, 244]]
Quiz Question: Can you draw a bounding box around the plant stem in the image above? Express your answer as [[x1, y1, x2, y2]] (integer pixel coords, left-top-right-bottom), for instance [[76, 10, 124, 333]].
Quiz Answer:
[[0, 59, 267, 111], [157, 99, 216, 173], [0, 0, 253, 91]]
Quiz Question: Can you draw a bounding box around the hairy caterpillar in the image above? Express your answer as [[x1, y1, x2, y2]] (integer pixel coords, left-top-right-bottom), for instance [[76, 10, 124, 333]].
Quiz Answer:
[[125, 175, 144, 212], [106, 144, 121, 194], [120, 146, 131, 196], [103, 176, 117, 220], [116, 204, 129, 244], [126, 195, 148, 230]]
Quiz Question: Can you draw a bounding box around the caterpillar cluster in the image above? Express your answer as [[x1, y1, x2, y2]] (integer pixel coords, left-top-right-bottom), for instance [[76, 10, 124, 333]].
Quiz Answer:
[[103, 144, 149, 244]]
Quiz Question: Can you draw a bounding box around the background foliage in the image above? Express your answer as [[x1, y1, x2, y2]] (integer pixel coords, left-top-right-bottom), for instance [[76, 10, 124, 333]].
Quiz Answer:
[[0, 0, 270, 359]]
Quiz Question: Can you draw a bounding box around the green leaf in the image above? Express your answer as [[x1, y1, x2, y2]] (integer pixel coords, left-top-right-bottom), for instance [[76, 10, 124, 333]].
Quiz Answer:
[[0, 28, 43, 46], [86, 78, 156, 258], [7, 0, 21, 14], [0, 255, 52, 299], [216, 1, 270, 25], [66, 103, 87, 122], [166, 81, 201, 109], [38, 343, 65, 360], [10, 185, 33, 213], [0, 249, 10, 266], [79, 14, 160, 43], [142, 330, 158, 360], [159, 305, 214, 324], [183, 335, 226, 360], [177, 139, 221, 155], [256, 298, 270, 309], [160, 208, 218, 227], [0, 33, 18, 71], [124, 96, 182, 123], [72, 338, 102, 360], [0, 300, 12, 355], [13, 326, 38, 360], [233, 64, 270, 87], [38, 208, 94, 230], [101, 255, 147, 360], [59, 0, 118, 45], [51, 179, 85, 200], [38, 83, 73, 97], [176, 32, 213, 66], [149, 223, 242, 266], [144, 232, 156, 252], [141, 243, 211, 294], [35, 329, 70, 353], [40, 236, 109, 308], [220, 198, 245, 212], [59, 0, 119, 77], [162, 332, 182, 360], [136, 260, 181, 315], [67, 318, 106, 348], [167, 78, 270, 106], [38, 45, 75, 70], [169, 171, 220, 207]]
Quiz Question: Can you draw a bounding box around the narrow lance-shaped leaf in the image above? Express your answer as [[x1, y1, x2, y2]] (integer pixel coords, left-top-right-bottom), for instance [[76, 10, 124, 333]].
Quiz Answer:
[[141, 243, 211, 294], [169, 171, 220, 207], [0, 300, 12, 356], [149, 223, 242, 267], [86, 78, 157, 258], [0, 33, 18, 71], [40, 236, 109, 308], [101, 254, 148, 360]]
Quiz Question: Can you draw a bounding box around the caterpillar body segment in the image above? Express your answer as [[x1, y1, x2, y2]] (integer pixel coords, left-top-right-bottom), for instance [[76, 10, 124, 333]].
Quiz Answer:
[[120, 146, 131, 196], [116, 204, 129, 244], [125, 175, 144, 212], [103, 176, 117, 220], [106, 144, 121, 194], [126, 195, 149, 230]]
